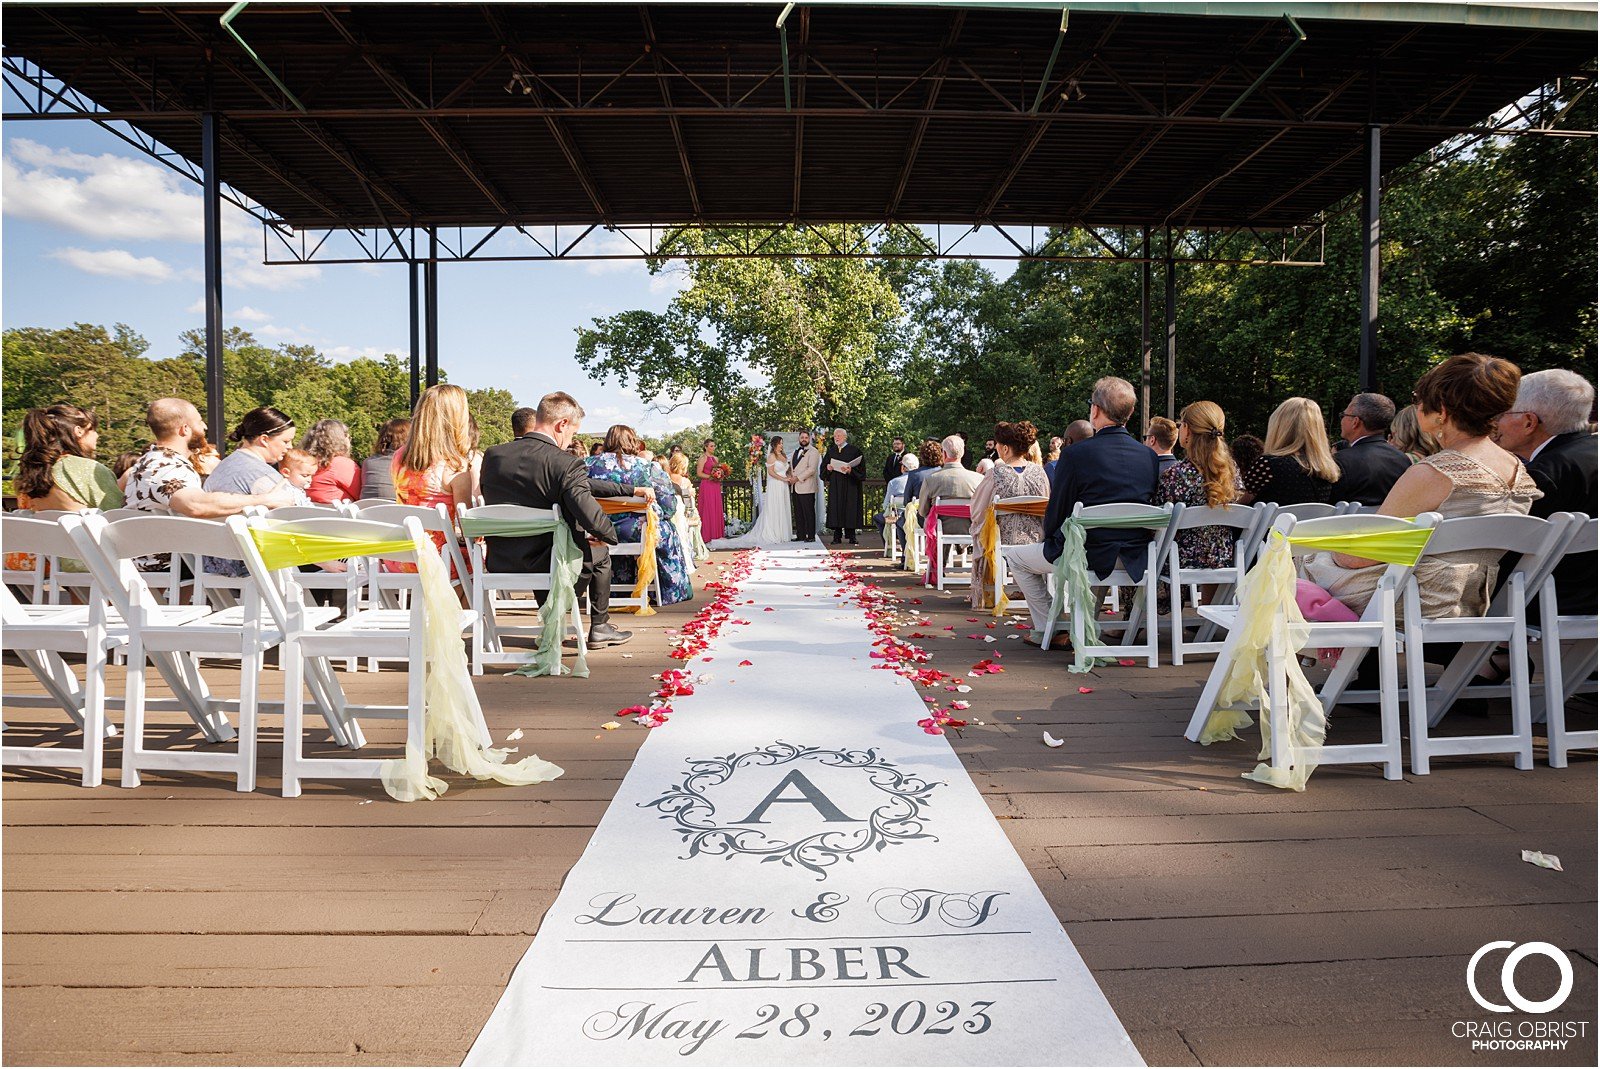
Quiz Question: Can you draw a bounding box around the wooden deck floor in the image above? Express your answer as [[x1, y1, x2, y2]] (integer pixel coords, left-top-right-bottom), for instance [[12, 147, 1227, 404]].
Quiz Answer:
[[3, 544, 1595, 1066]]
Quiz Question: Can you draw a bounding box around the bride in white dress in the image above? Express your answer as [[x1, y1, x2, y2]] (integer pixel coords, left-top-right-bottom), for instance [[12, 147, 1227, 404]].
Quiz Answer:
[[710, 436, 796, 549]]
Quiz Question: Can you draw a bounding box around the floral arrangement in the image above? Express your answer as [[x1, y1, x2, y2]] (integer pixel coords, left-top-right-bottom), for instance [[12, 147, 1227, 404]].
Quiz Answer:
[[746, 433, 765, 471], [712, 463, 731, 480], [722, 516, 751, 537]]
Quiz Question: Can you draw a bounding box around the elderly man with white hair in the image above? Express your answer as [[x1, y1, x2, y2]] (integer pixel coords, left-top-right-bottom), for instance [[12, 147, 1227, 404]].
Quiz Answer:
[[916, 434, 985, 537], [1494, 368, 1597, 618]]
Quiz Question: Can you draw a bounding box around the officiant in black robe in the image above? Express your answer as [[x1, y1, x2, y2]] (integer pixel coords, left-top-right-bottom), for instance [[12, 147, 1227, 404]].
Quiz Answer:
[[822, 428, 866, 545]]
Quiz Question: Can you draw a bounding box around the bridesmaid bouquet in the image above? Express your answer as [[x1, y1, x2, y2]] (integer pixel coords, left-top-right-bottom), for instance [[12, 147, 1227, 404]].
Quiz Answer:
[[712, 463, 731, 480]]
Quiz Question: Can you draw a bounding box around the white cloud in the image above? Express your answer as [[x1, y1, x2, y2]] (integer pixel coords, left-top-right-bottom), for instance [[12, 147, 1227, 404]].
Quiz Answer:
[[257, 323, 321, 343], [50, 247, 175, 283], [225, 246, 322, 291], [580, 231, 655, 276], [233, 305, 272, 324], [323, 344, 404, 362]]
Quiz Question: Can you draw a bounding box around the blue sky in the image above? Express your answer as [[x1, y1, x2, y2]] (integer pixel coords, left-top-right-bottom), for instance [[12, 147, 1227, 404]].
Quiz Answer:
[[2, 112, 1018, 435]]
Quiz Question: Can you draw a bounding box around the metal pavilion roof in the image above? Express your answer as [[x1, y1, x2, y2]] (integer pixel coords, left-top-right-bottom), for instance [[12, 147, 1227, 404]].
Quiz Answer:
[[2, 1, 1594, 234]]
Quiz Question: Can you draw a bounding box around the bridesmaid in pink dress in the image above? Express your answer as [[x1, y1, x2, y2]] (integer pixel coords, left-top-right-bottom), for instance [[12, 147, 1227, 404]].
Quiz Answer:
[[697, 439, 725, 541]]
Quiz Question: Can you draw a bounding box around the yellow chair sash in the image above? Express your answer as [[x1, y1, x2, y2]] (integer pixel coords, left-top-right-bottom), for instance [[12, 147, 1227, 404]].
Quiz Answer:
[[902, 499, 922, 573], [979, 499, 1051, 616], [249, 523, 564, 803], [1200, 523, 1435, 791], [598, 498, 658, 616]]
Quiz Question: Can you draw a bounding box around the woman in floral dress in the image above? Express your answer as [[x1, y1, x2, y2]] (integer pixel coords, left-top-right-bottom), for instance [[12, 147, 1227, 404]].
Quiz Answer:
[[1157, 401, 1240, 612], [588, 425, 693, 605]]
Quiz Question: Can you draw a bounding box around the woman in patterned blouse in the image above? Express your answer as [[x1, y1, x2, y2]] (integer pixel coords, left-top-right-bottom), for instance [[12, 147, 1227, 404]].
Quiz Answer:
[[1159, 399, 1241, 564], [586, 424, 693, 605]]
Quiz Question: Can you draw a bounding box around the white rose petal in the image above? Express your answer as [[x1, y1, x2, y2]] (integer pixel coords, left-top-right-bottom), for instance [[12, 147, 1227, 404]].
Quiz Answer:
[[1042, 732, 1065, 748], [505, 728, 524, 742]]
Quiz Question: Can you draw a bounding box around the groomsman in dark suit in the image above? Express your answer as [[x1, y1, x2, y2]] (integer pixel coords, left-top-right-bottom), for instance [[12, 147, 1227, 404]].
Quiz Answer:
[[882, 437, 908, 483], [1003, 377, 1159, 648], [479, 392, 650, 649], [1331, 393, 1411, 506], [1494, 370, 1598, 620]]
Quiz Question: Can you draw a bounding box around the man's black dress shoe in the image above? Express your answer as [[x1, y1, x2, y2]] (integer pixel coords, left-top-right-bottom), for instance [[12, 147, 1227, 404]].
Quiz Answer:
[[587, 623, 634, 649]]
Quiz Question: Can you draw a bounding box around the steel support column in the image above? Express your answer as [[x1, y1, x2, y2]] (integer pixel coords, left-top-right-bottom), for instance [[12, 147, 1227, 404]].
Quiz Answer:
[[201, 111, 224, 443], [1358, 123, 1381, 392], [1164, 251, 1177, 419], [407, 259, 421, 407], [424, 229, 440, 387], [1139, 226, 1152, 432]]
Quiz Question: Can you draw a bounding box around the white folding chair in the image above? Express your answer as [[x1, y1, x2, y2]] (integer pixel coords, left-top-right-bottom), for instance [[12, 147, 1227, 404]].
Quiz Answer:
[[1272, 501, 1339, 521], [1039, 502, 1182, 668], [882, 496, 903, 560], [1403, 514, 1574, 775], [1538, 517, 1598, 767], [1161, 503, 1265, 664], [3, 510, 49, 604], [1, 517, 124, 787], [460, 504, 586, 675], [228, 514, 479, 797], [62, 513, 293, 792], [606, 507, 665, 614], [1184, 512, 1443, 781], [926, 496, 975, 590], [350, 498, 400, 511], [987, 496, 1049, 609]]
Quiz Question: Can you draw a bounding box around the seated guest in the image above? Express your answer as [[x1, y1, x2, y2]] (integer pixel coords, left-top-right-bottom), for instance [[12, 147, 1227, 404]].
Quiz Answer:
[[1002, 377, 1160, 647], [8, 403, 125, 578], [478, 392, 631, 650], [1390, 404, 1438, 462], [301, 419, 362, 503], [917, 434, 985, 534], [881, 454, 919, 557], [1144, 417, 1181, 476], [969, 420, 1050, 610], [667, 452, 706, 563], [1158, 402, 1239, 607], [1230, 433, 1264, 478], [976, 458, 995, 475], [361, 417, 410, 502], [1043, 420, 1094, 480], [586, 424, 692, 606], [190, 441, 221, 478], [275, 448, 320, 506], [901, 439, 943, 511], [13, 403, 124, 514], [1493, 368, 1596, 619], [1331, 392, 1411, 506], [125, 398, 292, 571], [1239, 397, 1339, 506], [1305, 354, 1540, 620]]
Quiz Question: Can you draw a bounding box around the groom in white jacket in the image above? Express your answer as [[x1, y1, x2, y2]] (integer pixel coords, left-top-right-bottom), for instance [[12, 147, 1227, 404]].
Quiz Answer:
[[790, 430, 822, 541]]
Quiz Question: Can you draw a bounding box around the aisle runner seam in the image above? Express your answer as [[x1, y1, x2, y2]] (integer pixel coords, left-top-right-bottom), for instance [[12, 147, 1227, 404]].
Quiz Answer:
[[465, 548, 1143, 1067]]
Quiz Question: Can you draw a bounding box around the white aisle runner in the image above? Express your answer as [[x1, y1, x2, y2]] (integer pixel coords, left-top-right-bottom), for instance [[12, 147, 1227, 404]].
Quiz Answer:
[[466, 549, 1142, 1067]]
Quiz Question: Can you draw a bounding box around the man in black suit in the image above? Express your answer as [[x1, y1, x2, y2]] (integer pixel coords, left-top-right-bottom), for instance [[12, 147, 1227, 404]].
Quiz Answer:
[[479, 393, 649, 649], [1001, 376, 1160, 648], [1331, 392, 1411, 506], [1494, 369, 1598, 619], [882, 437, 907, 483]]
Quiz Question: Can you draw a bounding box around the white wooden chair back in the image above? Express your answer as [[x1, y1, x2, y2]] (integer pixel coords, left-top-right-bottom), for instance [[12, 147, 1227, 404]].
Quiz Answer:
[[457, 503, 573, 675], [1541, 517, 1598, 767], [1272, 501, 1338, 521], [2, 514, 56, 603]]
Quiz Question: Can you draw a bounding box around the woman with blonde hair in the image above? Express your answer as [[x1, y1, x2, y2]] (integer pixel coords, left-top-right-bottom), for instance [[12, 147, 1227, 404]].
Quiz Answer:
[[390, 385, 477, 573], [1159, 400, 1240, 575], [301, 419, 362, 503], [1389, 403, 1438, 463], [667, 451, 707, 564], [1239, 396, 1339, 506]]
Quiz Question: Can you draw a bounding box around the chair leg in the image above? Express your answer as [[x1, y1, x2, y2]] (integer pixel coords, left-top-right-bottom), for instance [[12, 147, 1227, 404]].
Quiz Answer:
[[406, 628, 428, 756], [1406, 633, 1433, 776], [1266, 630, 1291, 772], [237, 649, 260, 792], [81, 640, 108, 788], [1543, 623, 1569, 768], [471, 585, 485, 677], [1378, 596, 1403, 781], [1185, 622, 1246, 742], [1508, 612, 1534, 772], [120, 641, 147, 789], [281, 640, 305, 799]]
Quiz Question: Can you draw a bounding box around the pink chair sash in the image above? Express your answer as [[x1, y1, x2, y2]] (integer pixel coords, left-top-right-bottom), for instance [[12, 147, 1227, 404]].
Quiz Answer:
[[923, 503, 971, 585]]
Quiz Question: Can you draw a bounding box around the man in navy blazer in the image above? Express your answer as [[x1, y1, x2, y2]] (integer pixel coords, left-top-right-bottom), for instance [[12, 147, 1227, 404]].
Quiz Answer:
[[1003, 376, 1159, 648], [1331, 392, 1411, 506]]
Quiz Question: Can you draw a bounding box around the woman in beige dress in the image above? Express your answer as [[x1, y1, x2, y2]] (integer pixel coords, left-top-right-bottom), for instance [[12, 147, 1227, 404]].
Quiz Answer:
[[1305, 353, 1540, 619], [969, 420, 1050, 610]]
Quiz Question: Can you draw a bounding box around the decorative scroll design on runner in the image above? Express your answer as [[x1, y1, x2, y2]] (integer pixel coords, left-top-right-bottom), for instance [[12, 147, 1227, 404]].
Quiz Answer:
[[641, 741, 940, 880], [870, 888, 1010, 929]]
